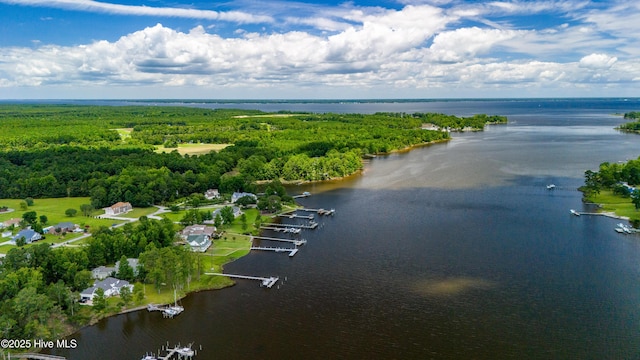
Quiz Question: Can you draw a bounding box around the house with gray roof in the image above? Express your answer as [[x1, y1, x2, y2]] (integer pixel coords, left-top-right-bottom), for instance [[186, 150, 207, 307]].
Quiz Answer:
[[11, 229, 41, 244], [91, 266, 116, 280], [80, 277, 133, 303]]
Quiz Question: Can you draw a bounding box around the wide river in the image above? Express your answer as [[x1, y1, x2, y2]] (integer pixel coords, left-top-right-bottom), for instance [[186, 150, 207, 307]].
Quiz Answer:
[[51, 99, 640, 359]]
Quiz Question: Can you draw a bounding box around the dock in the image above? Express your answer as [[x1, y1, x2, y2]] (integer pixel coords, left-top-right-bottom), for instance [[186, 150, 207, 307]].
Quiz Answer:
[[251, 235, 307, 246], [251, 246, 299, 257], [205, 272, 279, 288], [279, 213, 314, 220], [142, 343, 198, 360], [298, 208, 335, 216], [262, 222, 318, 229]]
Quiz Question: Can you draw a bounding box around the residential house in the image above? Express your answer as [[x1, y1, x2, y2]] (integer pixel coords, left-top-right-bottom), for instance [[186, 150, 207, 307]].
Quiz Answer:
[[91, 266, 116, 280], [11, 229, 42, 244], [79, 277, 133, 303], [180, 225, 215, 252], [231, 192, 257, 203], [212, 206, 242, 219], [187, 234, 212, 252], [115, 258, 140, 277], [54, 222, 77, 233], [181, 224, 216, 239], [104, 202, 133, 216], [204, 189, 220, 200], [2, 218, 22, 229]]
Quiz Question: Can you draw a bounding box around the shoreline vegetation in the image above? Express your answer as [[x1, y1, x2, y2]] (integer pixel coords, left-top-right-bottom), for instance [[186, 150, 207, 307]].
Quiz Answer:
[[580, 111, 640, 224], [0, 105, 506, 351]]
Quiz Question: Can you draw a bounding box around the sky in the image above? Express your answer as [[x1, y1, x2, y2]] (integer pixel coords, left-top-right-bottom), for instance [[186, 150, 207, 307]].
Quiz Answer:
[[0, 0, 638, 99]]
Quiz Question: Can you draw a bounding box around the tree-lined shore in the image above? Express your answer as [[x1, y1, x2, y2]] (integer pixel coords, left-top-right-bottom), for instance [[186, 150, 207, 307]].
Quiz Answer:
[[0, 105, 506, 347]]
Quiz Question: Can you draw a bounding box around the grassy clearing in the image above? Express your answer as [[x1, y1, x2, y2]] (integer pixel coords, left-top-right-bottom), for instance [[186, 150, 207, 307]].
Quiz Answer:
[[0, 197, 124, 229], [117, 206, 158, 219], [586, 190, 640, 221], [113, 128, 133, 140], [154, 143, 231, 156]]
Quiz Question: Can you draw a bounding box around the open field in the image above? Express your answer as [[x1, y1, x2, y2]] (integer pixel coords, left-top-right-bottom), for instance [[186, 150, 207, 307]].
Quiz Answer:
[[154, 143, 231, 155], [0, 197, 125, 228]]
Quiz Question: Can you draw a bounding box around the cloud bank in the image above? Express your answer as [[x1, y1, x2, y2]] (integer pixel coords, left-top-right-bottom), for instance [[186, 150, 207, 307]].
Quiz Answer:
[[0, 0, 638, 98]]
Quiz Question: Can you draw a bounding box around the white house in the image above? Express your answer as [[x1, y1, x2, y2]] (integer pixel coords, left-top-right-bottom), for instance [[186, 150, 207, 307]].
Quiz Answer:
[[91, 266, 116, 280], [231, 192, 257, 203], [11, 229, 42, 244], [104, 202, 133, 216], [115, 258, 140, 277], [187, 234, 212, 252], [181, 225, 215, 252], [80, 277, 133, 303], [204, 189, 220, 200]]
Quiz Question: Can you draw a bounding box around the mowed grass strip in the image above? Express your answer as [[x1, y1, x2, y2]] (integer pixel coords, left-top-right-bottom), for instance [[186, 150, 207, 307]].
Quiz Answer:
[[154, 143, 231, 155]]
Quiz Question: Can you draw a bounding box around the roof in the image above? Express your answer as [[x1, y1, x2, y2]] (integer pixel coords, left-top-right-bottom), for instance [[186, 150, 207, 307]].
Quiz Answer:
[[187, 234, 209, 246], [12, 229, 39, 241], [55, 222, 75, 229], [109, 201, 131, 208], [181, 224, 215, 237]]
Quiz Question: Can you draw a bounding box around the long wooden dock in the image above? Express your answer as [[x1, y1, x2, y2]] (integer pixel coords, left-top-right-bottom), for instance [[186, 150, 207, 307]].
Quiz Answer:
[[251, 246, 299, 257], [298, 208, 335, 216], [279, 213, 314, 220], [262, 222, 318, 229], [251, 235, 307, 246], [205, 272, 279, 288]]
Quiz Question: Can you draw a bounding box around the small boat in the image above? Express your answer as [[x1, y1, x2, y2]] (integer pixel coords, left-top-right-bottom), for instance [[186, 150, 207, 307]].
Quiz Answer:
[[570, 209, 580, 216], [547, 184, 556, 190], [140, 354, 158, 360], [615, 227, 625, 233]]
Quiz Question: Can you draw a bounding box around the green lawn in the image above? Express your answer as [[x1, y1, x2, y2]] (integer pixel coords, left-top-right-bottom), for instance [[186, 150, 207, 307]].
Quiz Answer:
[[587, 190, 640, 221], [117, 206, 158, 219], [0, 197, 122, 228]]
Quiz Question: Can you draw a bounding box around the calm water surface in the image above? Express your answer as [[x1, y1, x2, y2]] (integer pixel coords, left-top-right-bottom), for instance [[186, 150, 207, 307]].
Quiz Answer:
[[52, 99, 640, 359]]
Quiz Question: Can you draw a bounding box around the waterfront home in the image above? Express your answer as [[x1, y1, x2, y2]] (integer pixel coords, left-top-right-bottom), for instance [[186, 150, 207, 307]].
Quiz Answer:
[[204, 189, 220, 200], [91, 265, 116, 280], [231, 192, 257, 203], [181, 224, 215, 252], [11, 229, 42, 244], [80, 277, 133, 302], [104, 201, 133, 216], [115, 258, 140, 276], [187, 234, 212, 252], [181, 224, 216, 239], [212, 206, 242, 219]]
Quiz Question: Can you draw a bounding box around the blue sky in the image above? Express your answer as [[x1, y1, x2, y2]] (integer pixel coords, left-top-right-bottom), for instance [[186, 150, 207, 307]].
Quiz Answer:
[[0, 0, 638, 99]]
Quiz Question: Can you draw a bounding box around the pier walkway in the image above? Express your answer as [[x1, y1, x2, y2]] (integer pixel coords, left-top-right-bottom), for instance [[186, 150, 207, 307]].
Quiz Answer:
[[251, 235, 306, 246], [262, 222, 318, 229], [279, 213, 314, 220], [205, 272, 279, 288], [298, 208, 335, 216], [251, 246, 299, 257]]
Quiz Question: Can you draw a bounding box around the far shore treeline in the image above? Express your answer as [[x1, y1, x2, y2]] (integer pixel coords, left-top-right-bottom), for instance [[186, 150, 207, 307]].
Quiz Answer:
[[0, 105, 505, 207], [581, 111, 640, 220]]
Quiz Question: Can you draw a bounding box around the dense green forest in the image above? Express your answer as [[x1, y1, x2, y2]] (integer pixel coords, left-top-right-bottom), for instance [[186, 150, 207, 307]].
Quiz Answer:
[[617, 111, 640, 132], [0, 105, 505, 206], [0, 104, 506, 344]]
